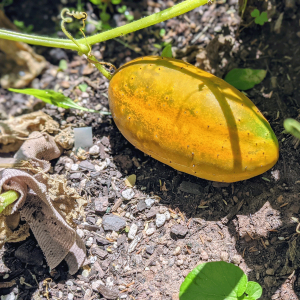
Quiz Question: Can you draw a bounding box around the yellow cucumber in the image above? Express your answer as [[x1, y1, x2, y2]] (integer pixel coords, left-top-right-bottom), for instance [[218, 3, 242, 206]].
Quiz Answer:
[[108, 56, 279, 183]]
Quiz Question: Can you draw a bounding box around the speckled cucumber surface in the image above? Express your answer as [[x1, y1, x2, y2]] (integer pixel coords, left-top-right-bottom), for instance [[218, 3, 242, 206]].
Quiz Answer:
[[108, 56, 279, 183]]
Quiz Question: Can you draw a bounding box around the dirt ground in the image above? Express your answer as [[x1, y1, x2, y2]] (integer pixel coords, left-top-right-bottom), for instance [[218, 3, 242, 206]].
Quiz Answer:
[[1, 0, 300, 299]]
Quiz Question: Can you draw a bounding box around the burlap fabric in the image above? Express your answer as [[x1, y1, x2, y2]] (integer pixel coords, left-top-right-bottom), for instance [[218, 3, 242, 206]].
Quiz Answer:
[[0, 132, 86, 274]]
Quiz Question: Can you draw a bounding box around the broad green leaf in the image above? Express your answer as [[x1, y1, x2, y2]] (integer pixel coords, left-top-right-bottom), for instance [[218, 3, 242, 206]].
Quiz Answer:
[[59, 59, 68, 71], [224, 68, 267, 90], [78, 83, 88, 92], [245, 282, 262, 299], [8, 88, 110, 115], [162, 44, 173, 58], [179, 261, 248, 300], [111, 0, 122, 4], [255, 11, 268, 25], [89, 0, 102, 4], [100, 12, 110, 22], [251, 9, 260, 18]]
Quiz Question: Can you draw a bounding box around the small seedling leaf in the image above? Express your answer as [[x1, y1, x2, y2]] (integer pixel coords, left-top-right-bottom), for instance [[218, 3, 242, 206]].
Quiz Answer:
[[8, 88, 110, 115], [251, 9, 260, 18], [224, 68, 267, 90], [78, 83, 88, 92], [111, 0, 122, 4], [179, 261, 248, 300], [162, 44, 173, 58], [245, 281, 262, 299], [59, 59, 68, 71]]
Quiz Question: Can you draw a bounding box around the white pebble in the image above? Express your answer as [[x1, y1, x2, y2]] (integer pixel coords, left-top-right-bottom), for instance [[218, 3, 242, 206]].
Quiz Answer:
[[1, 292, 16, 300], [89, 145, 100, 156], [122, 188, 135, 200], [71, 164, 79, 171], [156, 213, 166, 227], [76, 229, 84, 238], [91, 279, 105, 291], [164, 210, 171, 220], [176, 259, 184, 266], [145, 197, 155, 208], [120, 294, 128, 299], [128, 223, 138, 240], [128, 235, 141, 253], [146, 228, 155, 236], [173, 246, 181, 255], [90, 255, 97, 264], [82, 269, 90, 278], [67, 293, 74, 300], [85, 237, 93, 247], [66, 280, 73, 286]]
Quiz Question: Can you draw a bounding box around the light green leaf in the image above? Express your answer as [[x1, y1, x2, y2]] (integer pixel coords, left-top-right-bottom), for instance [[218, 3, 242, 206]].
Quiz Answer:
[[89, 0, 102, 5], [179, 261, 248, 300], [111, 0, 122, 4], [8, 88, 110, 115], [59, 59, 68, 71], [251, 9, 260, 18], [100, 12, 110, 22], [117, 5, 127, 13], [245, 281, 262, 299], [78, 83, 88, 92], [224, 68, 267, 90], [162, 44, 173, 58]]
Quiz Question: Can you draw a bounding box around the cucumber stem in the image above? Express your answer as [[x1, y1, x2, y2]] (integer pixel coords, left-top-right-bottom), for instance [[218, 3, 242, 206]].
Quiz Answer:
[[0, 190, 20, 213], [0, 0, 208, 53]]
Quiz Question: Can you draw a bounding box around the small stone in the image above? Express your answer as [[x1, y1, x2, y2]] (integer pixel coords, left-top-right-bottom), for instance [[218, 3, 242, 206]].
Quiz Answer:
[[102, 215, 126, 231], [81, 92, 89, 98], [266, 268, 275, 275], [171, 225, 188, 237], [146, 207, 158, 219], [91, 247, 108, 259], [128, 223, 138, 240], [122, 188, 135, 200], [95, 197, 109, 214], [156, 214, 166, 227], [79, 160, 95, 172], [264, 276, 276, 288], [146, 245, 155, 255], [145, 198, 155, 208], [1, 292, 16, 300], [176, 259, 184, 266], [220, 251, 229, 262], [179, 181, 201, 195], [66, 280, 74, 286], [68, 293, 74, 300], [146, 228, 155, 236], [71, 164, 79, 171], [164, 210, 171, 220], [232, 255, 241, 265], [69, 172, 81, 180], [89, 145, 100, 156], [92, 279, 105, 291], [200, 250, 209, 261], [128, 234, 142, 253], [97, 285, 119, 300], [173, 246, 181, 255], [86, 237, 93, 247], [82, 269, 90, 278], [76, 229, 84, 238], [137, 200, 147, 211]]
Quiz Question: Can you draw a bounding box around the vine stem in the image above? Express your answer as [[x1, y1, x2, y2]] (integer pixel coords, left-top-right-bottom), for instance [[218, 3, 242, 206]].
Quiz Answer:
[[0, 0, 208, 54]]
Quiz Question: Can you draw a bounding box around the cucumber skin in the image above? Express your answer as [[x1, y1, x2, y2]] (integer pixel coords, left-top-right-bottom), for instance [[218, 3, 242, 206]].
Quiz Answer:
[[108, 56, 279, 183]]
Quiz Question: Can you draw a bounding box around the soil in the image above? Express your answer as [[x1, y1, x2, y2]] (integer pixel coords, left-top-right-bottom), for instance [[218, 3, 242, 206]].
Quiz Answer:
[[1, 0, 300, 299]]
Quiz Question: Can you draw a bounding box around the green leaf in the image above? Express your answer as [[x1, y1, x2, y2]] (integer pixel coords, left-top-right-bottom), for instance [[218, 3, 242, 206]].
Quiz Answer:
[[111, 0, 122, 4], [89, 0, 102, 5], [160, 28, 166, 37], [161, 44, 173, 58], [255, 11, 268, 25], [78, 83, 88, 92], [245, 282, 262, 299], [117, 5, 127, 13], [59, 59, 68, 71], [251, 9, 260, 18], [179, 261, 248, 300], [8, 88, 110, 115], [224, 68, 267, 90], [100, 12, 110, 22]]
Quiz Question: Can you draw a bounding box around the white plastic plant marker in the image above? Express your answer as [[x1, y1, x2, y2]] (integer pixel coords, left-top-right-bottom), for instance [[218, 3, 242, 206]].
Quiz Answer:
[[74, 127, 93, 149]]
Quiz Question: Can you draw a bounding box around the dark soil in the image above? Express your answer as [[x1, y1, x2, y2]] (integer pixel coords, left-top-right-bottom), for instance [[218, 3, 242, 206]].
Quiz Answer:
[[1, 0, 300, 299]]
